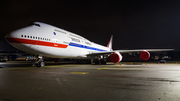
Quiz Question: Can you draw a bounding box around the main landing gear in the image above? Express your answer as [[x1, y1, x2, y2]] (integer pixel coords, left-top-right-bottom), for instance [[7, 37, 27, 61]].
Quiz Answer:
[[32, 56, 45, 67], [94, 60, 107, 65], [91, 55, 107, 65]]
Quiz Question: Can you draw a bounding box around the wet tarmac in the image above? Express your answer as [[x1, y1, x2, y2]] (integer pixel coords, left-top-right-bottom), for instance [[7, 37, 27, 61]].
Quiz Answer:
[[0, 61, 180, 101]]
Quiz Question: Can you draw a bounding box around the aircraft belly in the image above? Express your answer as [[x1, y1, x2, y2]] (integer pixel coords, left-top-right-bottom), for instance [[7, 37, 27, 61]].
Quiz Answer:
[[11, 43, 85, 58], [66, 46, 85, 57], [31, 45, 74, 58], [11, 43, 35, 55]]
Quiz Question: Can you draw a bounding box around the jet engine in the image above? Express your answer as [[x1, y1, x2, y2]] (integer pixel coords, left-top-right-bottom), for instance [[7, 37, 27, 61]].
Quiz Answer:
[[110, 52, 123, 63], [140, 50, 150, 60]]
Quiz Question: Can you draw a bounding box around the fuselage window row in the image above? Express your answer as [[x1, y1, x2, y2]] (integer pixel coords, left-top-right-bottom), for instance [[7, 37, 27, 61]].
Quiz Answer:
[[21, 35, 51, 41]]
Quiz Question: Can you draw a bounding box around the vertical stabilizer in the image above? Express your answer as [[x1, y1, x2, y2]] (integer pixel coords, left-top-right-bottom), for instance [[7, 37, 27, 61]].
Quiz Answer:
[[107, 35, 113, 50]]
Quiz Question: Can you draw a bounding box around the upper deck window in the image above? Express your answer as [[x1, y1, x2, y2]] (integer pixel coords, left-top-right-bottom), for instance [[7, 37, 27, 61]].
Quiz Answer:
[[69, 34, 82, 39], [54, 29, 66, 34], [29, 23, 41, 27]]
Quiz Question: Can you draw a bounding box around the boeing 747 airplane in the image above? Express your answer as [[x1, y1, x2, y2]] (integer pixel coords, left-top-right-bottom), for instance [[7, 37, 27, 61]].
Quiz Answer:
[[5, 22, 173, 67]]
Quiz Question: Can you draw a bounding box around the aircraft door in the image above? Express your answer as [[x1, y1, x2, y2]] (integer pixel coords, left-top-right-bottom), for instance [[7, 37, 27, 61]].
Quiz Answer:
[[29, 36, 38, 48], [54, 40, 58, 46]]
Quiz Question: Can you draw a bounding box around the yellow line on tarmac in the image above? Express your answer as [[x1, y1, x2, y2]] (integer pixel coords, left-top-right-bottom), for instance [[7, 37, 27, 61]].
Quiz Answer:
[[44, 66, 64, 68], [114, 65, 120, 67], [45, 65, 79, 68], [97, 67, 108, 70], [69, 72, 89, 74], [0, 67, 37, 70]]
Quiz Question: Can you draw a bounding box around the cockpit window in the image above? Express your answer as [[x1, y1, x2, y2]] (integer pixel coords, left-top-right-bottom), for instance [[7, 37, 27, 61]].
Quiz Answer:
[[29, 23, 41, 27]]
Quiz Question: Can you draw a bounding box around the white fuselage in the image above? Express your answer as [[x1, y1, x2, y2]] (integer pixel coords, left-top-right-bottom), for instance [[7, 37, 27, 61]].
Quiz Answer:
[[6, 22, 111, 59]]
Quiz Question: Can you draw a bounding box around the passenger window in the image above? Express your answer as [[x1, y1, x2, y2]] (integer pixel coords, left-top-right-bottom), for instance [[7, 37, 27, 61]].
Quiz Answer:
[[30, 36, 32, 38], [38, 37, 40, 40], [36, 37, 37, 39], [33, 36, 35, 39], [27, 36, 29, 38], [40, 38, 42, 40], [25, 35, 26, 38], [43, 38, 44, 40], [21, 35, 23, 37]]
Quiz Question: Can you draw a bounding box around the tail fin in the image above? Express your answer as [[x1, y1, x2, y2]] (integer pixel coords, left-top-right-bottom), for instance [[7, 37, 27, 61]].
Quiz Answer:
[[107, 35, 113, 50]]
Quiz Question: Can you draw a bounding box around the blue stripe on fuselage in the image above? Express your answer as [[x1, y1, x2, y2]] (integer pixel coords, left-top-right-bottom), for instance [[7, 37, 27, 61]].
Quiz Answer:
[[69, 42, 107, 51]]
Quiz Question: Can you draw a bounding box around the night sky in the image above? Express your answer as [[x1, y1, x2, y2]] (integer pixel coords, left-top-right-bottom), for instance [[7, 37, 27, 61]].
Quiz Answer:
[[0, 0, 180, 51]]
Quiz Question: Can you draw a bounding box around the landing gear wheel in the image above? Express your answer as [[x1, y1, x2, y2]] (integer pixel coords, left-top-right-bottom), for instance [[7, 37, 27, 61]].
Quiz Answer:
[[40, 62, 45, 68], [95, 61, 101, 65], [101, 61, 107, 65], [32, 62, 35, 67], [95, 60, 107, 65]]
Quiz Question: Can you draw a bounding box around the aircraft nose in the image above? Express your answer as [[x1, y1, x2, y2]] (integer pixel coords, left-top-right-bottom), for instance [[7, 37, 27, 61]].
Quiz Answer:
[[5, 33, 12, 39], [5, 32, 12, 42], [5, 30, 18, 38], [5, 33, 11, 38], [5, 31, 18, 43], [6, 28, 24, 38]]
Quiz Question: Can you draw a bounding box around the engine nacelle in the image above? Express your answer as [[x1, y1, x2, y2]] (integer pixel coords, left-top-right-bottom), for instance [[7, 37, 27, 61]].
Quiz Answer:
[[140, 50, 150, 60], [110, 52, 123, 63]]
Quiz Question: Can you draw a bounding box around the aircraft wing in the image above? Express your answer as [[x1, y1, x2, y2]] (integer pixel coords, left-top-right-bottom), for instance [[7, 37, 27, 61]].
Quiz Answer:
[[113, 49, 174, 53], [87, 49, 174, 56]]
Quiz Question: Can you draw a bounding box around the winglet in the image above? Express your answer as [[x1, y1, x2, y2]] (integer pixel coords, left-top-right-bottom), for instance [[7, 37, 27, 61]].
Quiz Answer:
[[107, 35, 113, 49]]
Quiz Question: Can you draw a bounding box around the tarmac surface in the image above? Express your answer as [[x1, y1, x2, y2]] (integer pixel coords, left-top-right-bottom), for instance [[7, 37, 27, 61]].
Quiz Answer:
[[0, 61, 180, 101]]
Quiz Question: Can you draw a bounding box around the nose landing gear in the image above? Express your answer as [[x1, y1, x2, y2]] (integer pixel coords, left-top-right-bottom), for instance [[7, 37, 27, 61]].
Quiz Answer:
[[32, 56, 45, 67]]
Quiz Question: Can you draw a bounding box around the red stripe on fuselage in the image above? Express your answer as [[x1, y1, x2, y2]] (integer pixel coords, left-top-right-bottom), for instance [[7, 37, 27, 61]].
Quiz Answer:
[[6, 37, 68, 48]]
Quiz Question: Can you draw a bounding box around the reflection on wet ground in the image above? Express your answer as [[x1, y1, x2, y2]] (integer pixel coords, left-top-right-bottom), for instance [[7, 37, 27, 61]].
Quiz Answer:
[[0, 62, 180, 101]]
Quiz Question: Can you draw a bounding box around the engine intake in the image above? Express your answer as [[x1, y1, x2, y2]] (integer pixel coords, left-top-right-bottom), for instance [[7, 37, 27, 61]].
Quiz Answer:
[[140, 50, 150, 60], [110, 52, 122, 63]]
